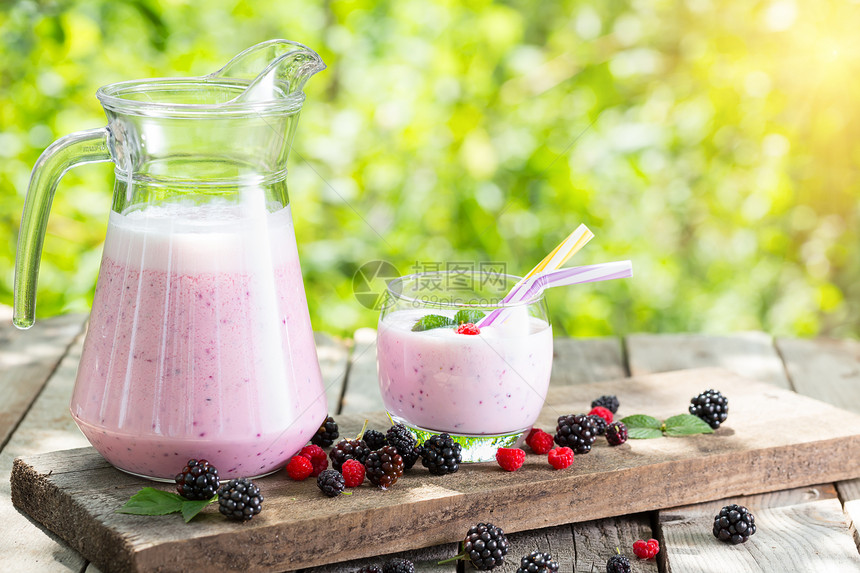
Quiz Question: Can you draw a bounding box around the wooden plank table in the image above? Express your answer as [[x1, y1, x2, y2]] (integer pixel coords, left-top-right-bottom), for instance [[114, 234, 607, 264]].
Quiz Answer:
[[2, 315, 860, 572]]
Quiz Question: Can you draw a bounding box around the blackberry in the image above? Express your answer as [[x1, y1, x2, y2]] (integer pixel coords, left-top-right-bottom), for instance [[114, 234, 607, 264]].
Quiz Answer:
[[606, 554, 631, 573], [591, 395, 619, 414], [554, 414, 598, 454], [386, 424, 422, 470], [421, 433, 462, 475], [174, 459, 220, 500], [357, 567, 382, 573], [363, 429, 387, 450], [317, 469, 346, 497], [516, 551, 558, 573], [382, 558, 414, 573], [217, 478, 263, 521], [690, 389, 729, 429], [605, 421, 628, 446], [588, 414, 607, 436], [365, 445, 404, 489], [713, 504, 756, 544], [329, 438, 371, 471], [312, 415, 339, 447], [404, 444, 424, 470], [463, 522, 509, 570]]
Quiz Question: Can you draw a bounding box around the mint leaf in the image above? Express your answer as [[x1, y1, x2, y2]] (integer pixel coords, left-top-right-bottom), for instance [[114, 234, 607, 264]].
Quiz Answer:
[[453, 309, 485, 325], [181, 498, 216, 522], [118, 487, 185, 516], [412, 314, 456, 331], [627, 427, 663, 439], [620, 414, 661, 429], [664, 414, 715, 436]]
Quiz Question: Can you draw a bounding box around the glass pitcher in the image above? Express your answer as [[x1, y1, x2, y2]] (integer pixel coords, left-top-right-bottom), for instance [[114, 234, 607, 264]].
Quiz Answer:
[[13, 40, 328, 480]]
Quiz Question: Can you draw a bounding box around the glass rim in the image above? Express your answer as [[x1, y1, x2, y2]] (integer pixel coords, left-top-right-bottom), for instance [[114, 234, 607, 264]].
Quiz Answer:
[[385, 271, 545, 309], [96, 78, 306, 117]]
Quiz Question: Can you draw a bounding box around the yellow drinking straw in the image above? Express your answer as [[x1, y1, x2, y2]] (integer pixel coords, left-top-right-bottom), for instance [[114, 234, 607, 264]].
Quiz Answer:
[[518, 224, 594, 286], [479, 224, 595, 328]]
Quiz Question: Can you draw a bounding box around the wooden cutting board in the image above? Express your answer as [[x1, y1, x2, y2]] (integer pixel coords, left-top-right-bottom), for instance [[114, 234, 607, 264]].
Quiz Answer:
[[12, 367, 860, 573]]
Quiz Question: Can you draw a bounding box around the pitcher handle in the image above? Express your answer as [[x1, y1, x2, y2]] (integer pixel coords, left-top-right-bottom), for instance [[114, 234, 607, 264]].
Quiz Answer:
[[13, 127, 113, 329]]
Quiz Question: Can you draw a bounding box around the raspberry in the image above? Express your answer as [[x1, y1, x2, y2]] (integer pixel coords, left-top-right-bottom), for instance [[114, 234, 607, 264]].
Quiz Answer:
[[495, 447, 525, 471], [525, 429, 554, 454], [341, 459, 366, 487], [588, 406, 613, 424], [547, 447, 574, 469], [174, 459, 220, 500], [286, 455, 313, 481], [299, 444, 328, 476], [632, 538, 659, 559], [456, 322, 481, 335]]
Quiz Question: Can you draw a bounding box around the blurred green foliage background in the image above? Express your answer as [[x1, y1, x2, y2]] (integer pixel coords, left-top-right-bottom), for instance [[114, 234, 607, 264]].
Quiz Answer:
[[1, 0, 859, 338]]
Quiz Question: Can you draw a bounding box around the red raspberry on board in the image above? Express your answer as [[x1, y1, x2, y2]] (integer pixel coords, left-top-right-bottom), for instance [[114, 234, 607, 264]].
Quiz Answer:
[[300, 444, 329, 477], [588, 406, 613, 424], [547, 447, 574, 469], [495, 447, 526, 471], [633, 538, 660, 559], [526, 429, 554, 455], [455, 323, 481, 335], [286, 455, 313, 481], [341, 459, 366, 487]]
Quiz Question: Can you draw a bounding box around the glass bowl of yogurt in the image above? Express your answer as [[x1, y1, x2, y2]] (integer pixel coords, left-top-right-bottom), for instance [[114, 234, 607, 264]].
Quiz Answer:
[[377, 270, 553, 462]]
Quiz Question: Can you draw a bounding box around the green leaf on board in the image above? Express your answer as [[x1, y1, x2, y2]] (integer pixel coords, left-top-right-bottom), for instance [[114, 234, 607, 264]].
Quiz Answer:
[[663, 414, 715, 436], [117, 487, 185, 516], [627, 427, 664, 439], [620, 414, 662, 429], [181, 498, 216, 522]]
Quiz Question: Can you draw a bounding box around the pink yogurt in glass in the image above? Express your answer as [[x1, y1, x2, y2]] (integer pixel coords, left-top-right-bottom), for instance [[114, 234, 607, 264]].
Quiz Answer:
[[377, 308, 553, 436], [72, 202, 327, 480]]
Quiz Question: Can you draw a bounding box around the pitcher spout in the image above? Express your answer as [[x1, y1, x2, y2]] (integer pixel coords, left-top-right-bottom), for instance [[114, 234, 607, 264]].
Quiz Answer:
[[210, 39, 326, 103]]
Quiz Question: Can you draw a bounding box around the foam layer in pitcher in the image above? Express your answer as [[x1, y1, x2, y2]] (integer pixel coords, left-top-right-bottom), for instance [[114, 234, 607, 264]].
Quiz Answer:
[[103, 200, 297, 273]]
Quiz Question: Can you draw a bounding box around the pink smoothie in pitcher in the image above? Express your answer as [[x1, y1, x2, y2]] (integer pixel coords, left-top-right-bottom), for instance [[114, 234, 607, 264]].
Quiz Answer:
[[72, 201, 326, 480], [377, 309, 553, 435]]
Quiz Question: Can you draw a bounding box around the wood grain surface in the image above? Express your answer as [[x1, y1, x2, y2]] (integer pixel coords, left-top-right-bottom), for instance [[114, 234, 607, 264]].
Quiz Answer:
[[313, 331, 352, 415], [340, 327, 380, 414], [0, 314, 84, 450], [659, 484, 860, 572], [1, 323, 90, 572], [12, 368, 860, 573], [777, 337, 860, 559], [627, 332, 791, 388]]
